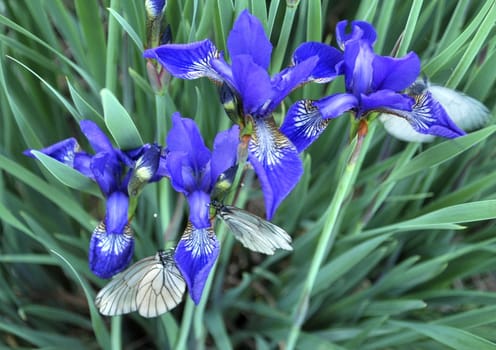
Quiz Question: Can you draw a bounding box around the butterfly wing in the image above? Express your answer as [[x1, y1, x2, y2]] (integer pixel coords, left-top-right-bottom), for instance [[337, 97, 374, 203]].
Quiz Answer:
[[429, 85, 490, 131], [136, 250, 186, 318], [218, 205, 293, 255], [95, 255, 156, 316]]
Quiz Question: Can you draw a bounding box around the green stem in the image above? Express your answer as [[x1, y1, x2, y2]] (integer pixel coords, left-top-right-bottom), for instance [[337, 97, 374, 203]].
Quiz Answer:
[[105, 0, 120, 92], [175, 297, 195, 350], [285, 123, 375, 350], [271, 4, 298, 73], [110, 316, 122, 350]]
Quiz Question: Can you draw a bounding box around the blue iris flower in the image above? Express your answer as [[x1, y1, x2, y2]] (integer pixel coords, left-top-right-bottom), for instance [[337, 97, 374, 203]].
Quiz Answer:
[[281, 20, 465, 152], [165, 113, 239, 304], [143, 10, 342, 220], [25, 120, 165, 278]]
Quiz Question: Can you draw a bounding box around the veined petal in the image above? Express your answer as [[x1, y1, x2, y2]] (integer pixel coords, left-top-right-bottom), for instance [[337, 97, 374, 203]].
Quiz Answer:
[[186, 191, 211, 229], [248, 118, 302, 219], [89, 222, 134, 278], [105, 191, 129, 235], [292, 42, 344, 83], [336, 20, 377, 49], [174, 223, 220, 304], [211, 125, 240, 183], [383, 89, 465, 138], [144, 40, 223, 82], [79, 120, 114, 154], [145, 0, 166, 18], [231, 55, 272, 116], [23, 138, 79, 166], [128, 144, 161, 195], [280, 94, 356, 151], [372, 52, 420, 91], [227, 9, 272, 70]]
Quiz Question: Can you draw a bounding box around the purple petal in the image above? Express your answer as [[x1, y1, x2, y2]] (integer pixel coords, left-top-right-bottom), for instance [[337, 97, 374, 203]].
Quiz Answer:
[[227, 10, 272, 70], [211, 125, 240, 183], [385, 90, 465, 138], [145, 0, 166, 17], [23, 138, 79, 166], [73, 152, 94, 179], [360, 90, 414, 115], [344, 39, 375, 96], [231, 55, 272, 116], [105, 191, 129, 235], [79, 120, 114, 154], [166, 114, 212, 194], [89, 222, 134, 278], [336, 20, 377, 49], [128, 144, 161, 194], [90, 152, 121, 196], [267, 55, 319, 112], [144, 40, 223, 82], [186, 190, 211, 229], [174, 223, 220, 304], [248, 119, 303, 219], [315, 93, 358, 119], [372, 52, 420, 91], [292, 42, 344, 83]]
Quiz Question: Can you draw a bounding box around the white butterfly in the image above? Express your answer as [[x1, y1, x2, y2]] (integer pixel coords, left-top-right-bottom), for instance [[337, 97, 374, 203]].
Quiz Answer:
[[95, 250, 185, 318], [379, 80, 490, 142], [212, 202, 293, 255]]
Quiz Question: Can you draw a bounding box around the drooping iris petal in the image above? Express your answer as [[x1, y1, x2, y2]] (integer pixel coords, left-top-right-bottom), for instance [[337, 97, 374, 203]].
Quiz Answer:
[[227, 9, 272, 70], [292, 42, 344, 83], [336, 20, 377, 49], [281, 94, 357, 152], [248, 118, 302, 219], [210, 125, 240, 183], [231, 55, 272, 116], [144, 40, 223, 81], [383, 89, 466, 138], [105, 191, 129, 235], [23, 138, 79, 166], [372, 52, 421, 91], [79, 120, 114, 154], [89, 222, 134, 278], [174, 223, 220, 304]]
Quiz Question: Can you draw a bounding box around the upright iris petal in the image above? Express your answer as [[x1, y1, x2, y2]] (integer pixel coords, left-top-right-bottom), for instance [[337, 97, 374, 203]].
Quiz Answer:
[[174, 223, 220, 304], [23, 138, 80, 166]]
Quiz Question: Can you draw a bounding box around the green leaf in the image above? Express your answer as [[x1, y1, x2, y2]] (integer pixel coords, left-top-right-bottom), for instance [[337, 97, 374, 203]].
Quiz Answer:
[[392, 321, 496, 349], [101, 88, 143, 149], [388, 126, 496, 182], [107, 8, 143, 50], [31, 151, 100, 196]]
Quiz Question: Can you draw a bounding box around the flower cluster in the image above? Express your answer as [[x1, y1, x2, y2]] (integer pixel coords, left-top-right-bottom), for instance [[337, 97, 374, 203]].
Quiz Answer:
[[26, 5, 488, 311]]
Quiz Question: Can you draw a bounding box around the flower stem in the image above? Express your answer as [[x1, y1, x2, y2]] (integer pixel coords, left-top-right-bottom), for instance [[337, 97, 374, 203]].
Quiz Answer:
[[285, 121, 375, 350], [174, 296, 195, 350]]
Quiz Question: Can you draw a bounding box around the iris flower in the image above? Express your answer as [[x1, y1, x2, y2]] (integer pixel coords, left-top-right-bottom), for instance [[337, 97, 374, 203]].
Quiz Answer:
[[165, 113, 239, 304], [144, 10, 342, 219], [281, 20, 465, 152], [25, 120, 165, 278]]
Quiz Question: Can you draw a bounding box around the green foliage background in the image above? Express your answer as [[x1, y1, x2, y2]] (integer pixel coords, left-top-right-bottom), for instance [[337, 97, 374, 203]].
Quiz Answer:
[[1, 0, 496, 349]]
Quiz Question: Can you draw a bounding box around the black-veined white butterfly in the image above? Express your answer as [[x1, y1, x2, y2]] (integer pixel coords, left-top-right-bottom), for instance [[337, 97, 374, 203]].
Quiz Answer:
[[379, 80, 490, 142], [95, 249, 185, 318], [211, 201, 293, 255]]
